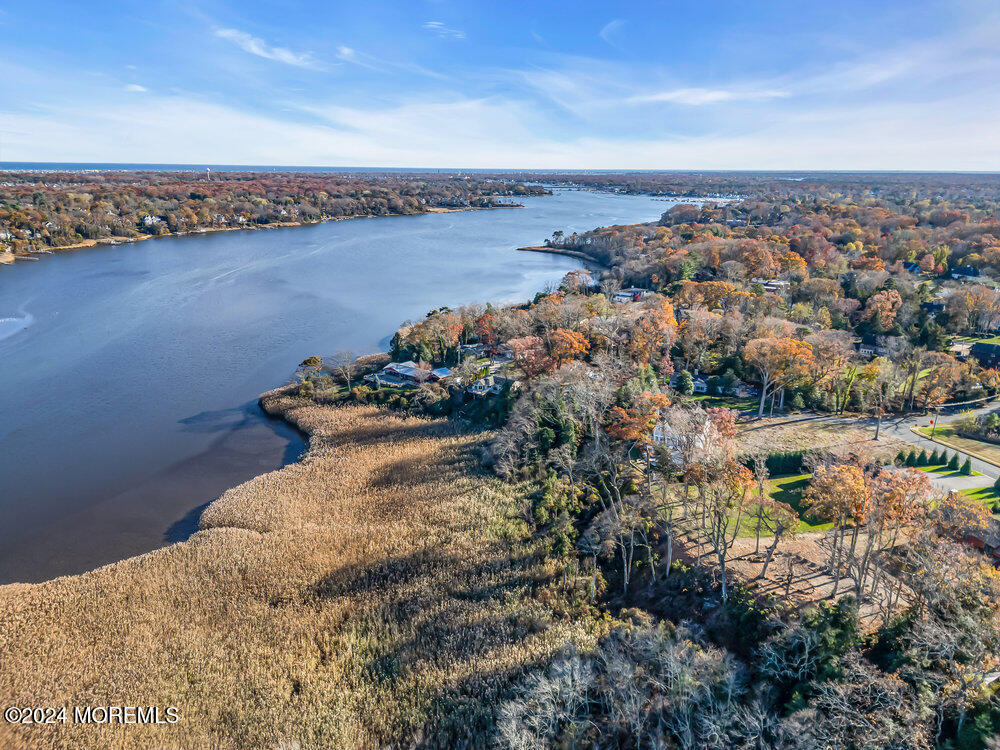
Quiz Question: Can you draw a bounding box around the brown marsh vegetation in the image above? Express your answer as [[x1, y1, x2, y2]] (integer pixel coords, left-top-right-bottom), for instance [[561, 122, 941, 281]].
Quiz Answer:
[[0, 390, 595, 748]]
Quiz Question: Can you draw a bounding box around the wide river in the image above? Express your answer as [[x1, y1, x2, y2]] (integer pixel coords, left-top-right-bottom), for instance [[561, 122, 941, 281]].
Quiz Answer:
[[0, 189, 675, 583]]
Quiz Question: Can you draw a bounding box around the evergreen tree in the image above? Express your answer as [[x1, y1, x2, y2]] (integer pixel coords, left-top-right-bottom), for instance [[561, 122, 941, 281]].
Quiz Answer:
[[929, 448, 940, 465], [961, 457, 973, 475], [948, 452, 961, 471], [905, 450, 917, 467], [895, 449, 907, 465], [918, 449, 929, 466], [676, 369, 694, 396]]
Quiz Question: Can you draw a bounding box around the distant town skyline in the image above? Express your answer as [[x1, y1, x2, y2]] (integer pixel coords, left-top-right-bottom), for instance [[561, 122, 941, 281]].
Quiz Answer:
[[3, 0, 999, 169]]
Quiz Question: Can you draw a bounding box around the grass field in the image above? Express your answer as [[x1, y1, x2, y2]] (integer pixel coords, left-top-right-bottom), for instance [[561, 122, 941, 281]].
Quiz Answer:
[[768, 473, 835, 533], [0, 391, 596, 749], [961, 486, 1000, 511], [917, 463, 983, 477], [735, 473, 833, 537], [916, 425, 1000, 466], [689, 394, 760, 411], [953, 334, 1000, 345]]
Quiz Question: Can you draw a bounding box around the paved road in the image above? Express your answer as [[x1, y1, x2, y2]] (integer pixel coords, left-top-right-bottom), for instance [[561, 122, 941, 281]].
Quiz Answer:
[[924, 472, 994, 493], [881, 402, 1000, 481], [746, 403, 1000, 481]]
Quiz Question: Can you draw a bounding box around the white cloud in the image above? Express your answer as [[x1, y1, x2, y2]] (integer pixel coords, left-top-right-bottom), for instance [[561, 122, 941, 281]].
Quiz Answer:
[[422, 21, 465, 40], [6, 86, 1000, 171], [6, 11, 1000, 171], [214, 28, 320, 69], [629, 87, 790, 105], [123, 84, 147, 93]]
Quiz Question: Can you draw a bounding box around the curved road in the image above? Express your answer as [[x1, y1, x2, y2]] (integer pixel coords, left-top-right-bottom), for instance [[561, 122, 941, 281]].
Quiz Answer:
[[748, 403, 1000, 492], [881, 402, 999, 482]]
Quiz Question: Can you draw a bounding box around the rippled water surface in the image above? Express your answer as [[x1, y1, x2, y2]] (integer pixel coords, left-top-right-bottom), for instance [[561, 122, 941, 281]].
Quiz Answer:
[[0, 189, 675, 582]]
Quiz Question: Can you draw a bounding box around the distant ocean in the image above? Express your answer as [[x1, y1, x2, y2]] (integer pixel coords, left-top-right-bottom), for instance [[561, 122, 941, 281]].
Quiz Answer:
[[2, 162, 483, 173], [0, 162, 734, 175], [4, 163, 996, 176]]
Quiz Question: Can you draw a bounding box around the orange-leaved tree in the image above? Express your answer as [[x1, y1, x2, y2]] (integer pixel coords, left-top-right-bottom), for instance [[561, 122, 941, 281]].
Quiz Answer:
[[744, 336, 815, 417], [508, 336, 555, 378], [549, 328, 590, 366]]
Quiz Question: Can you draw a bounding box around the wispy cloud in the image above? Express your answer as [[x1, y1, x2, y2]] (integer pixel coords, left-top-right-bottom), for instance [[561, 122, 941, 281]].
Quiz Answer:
[[422, 21, 466, 40], [598, 19, 624, 45], [123, 83, 148, 93], [10, 87, 1000, 170], [214, 28, 321, 69], [629, 87, 790, 105]]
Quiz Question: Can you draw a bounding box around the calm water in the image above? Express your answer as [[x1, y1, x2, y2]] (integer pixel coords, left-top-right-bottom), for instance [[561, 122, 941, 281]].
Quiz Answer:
[[0, 189, 673, 583]]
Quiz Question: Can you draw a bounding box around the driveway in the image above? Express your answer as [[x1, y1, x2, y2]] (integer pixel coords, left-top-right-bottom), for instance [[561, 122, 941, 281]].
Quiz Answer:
[[924, 472, 994, 493]]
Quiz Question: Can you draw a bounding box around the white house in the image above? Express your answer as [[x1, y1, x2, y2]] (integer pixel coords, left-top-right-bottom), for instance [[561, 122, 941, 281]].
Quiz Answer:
[[651, 417, 712, 464], [467, 375, 509, 397], [613, 288, 651, 304], [364, 360, 434, 386]]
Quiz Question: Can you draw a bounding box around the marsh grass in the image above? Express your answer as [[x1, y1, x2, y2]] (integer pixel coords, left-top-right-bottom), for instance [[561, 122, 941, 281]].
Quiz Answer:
[[0, 389, 595, 748]]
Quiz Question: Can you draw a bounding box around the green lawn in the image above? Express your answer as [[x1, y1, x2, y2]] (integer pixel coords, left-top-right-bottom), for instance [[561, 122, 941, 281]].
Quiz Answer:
[[954, 334, 1000, 345], [961, 486, 1000, 513], [916, 464, 983, 477], [915, 425, 1000, 466], [769, 473, 835, 533], [689, 394, 760, 411], [736, 473, 833, 537]]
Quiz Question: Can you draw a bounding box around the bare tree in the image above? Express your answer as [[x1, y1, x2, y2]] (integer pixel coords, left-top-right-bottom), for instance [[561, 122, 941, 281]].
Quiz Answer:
[[329, 349, 356, 391]]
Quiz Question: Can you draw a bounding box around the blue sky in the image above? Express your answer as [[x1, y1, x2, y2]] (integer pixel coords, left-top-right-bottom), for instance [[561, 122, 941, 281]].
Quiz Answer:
[[2, 0, 999, 169]]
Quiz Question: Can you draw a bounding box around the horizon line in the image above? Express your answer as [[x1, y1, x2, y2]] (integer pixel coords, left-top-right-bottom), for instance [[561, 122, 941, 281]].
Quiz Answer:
[[4, 161, 1000, 176]]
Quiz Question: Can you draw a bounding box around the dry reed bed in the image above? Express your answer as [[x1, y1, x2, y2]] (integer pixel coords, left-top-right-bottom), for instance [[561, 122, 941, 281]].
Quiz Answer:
[[0, 389, 592, 748]]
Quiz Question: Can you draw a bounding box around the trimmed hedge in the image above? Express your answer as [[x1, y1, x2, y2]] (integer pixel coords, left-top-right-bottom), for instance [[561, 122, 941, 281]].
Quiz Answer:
[[746, 450, 805, 476]]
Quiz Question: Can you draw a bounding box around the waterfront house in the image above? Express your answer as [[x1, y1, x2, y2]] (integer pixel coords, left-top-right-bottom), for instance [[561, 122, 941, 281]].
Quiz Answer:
[[467, 375, 511, 397], [364, 360, 433, 387], [612, 288, 651, 304]]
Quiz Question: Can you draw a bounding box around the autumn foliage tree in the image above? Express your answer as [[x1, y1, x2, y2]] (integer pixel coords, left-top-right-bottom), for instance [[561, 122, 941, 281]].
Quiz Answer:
[[862, 289, 903, 332], [744, 337, 815, 416], [549, 328, 590, 365], [509, 336, 556, 378]]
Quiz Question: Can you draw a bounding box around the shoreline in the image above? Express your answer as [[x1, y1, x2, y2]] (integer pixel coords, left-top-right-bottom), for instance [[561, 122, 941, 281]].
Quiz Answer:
[[0, 384, 311, 590], [0, 394, 585, 748], [0, 196, 568, 587], [516, 244, 609, 270], [2, 203, 526, 265]]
